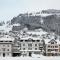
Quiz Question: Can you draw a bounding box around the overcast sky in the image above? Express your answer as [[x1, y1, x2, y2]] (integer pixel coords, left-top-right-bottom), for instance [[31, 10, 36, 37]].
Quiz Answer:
[[0, 0, 60, 22]]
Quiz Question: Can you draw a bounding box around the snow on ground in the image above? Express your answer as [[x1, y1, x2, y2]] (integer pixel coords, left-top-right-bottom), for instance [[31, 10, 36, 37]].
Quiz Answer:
[[12, 23, 20, 26], [0, 23, 21, 33], [40, 14, 53, 17], [0, 24, 12, 33], [0, 56, 60, 60], [29, 12, 53, 17]]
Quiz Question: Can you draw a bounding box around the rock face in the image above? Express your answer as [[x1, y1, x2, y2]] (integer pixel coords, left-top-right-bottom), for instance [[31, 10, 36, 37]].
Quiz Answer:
[[10, 10, 60, 35]]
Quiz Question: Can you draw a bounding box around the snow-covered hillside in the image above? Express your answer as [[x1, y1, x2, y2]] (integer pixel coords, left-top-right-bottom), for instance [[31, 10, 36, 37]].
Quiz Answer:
[[0, 23, 21, 33]]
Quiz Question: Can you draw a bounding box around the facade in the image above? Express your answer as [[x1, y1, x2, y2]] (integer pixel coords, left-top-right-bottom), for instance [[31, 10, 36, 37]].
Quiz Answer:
[[1, 34, 60, 57], [13, 36, 45, 57], [12, 39, 21, 57], [45, 39, 60, 56], [0, 35, 14, 57]]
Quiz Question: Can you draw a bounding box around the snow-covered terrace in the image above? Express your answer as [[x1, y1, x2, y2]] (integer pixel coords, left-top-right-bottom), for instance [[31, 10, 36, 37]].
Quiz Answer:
[[0, 35, 14, 41], [20, 36, 42, 41], [26, 30, 47, 36]]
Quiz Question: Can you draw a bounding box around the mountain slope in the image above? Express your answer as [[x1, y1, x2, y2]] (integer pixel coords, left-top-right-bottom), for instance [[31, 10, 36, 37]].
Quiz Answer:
[[11, 10, 60, 35]]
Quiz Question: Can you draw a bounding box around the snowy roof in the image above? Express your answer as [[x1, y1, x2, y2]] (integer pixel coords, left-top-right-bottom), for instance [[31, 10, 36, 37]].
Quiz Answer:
[[44, 38, 51, 44], [56, 38, 60, 44], [26, 30, 47, 36], [20, 36, 42, 40], [44, 38, 60, 44], [0, 35, 14, 41]]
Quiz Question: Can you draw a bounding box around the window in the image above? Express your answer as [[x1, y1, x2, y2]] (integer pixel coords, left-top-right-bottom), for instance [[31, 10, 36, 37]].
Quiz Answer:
[[39, 47, 43, 50], [32, 40, 35, 42], [20, 40, 23, 42], [48, 45, 50, 47], [7, 53, 9, 55], [28, 48, 32, 50], [55, 49, 58, 51], [23, 44, 25, 46], [48, 49, 51, 51], [55, 53, 57, 56], [0, 41, 3, 42], [25, 40, 28, 42], [7, 49, 9, 51], [36, 40, 40, 42], [28, 44, 32, 47], [55, 46, 58, 48], [35, 44, 37, 46], [51, 42, 54, 44], [9, 41, 12, 42], [51, 46, 53, 48], [35, 48, 37, 50], [23, 48, 25, 50]]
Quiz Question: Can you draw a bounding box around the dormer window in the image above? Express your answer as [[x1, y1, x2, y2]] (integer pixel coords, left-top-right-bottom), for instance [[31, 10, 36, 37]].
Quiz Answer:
[[36, 40, 40, 42], [0, 41, 3, 42], [51, 42, 54, 44], [25, 40, 28, 42], [9, 41, 12, 42], [32, 40, 35, 42], [20, 40, 23, 42]]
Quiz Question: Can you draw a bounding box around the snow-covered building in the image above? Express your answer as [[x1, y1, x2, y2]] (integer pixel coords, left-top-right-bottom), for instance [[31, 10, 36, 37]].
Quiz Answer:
[[0, 35, 14, 57], [45, 39, 60, 56], [12, 39, 21, 57], [13, 36, 45, 57]]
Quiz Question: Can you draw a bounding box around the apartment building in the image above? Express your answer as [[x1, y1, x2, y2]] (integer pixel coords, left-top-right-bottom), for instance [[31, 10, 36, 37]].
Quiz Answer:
[[45, 39, 60, 56], [0, 35, 14, 57], [12, 39, 21, 57], [13, 36, 45, 57]]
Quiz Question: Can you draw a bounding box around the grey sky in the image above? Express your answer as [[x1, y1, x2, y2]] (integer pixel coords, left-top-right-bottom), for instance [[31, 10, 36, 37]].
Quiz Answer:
[[0, 0, 60, 22]]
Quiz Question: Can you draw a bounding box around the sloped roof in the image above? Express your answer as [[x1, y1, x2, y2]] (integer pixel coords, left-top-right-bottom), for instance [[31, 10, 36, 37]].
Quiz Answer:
[[48, 39, 57, 43], [45, 38, 60, 44]]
